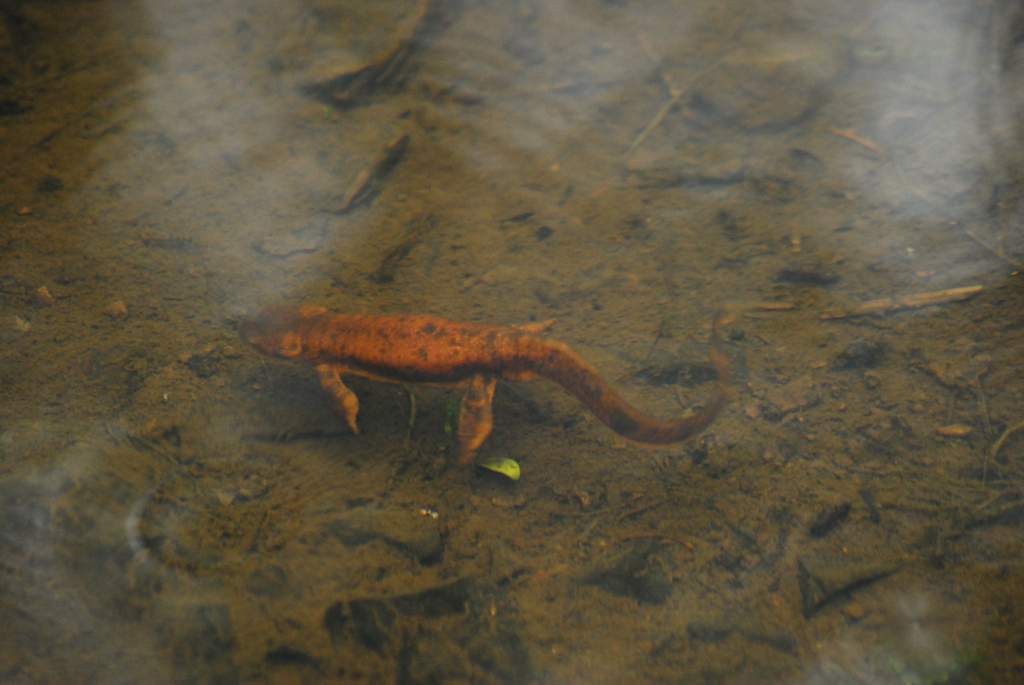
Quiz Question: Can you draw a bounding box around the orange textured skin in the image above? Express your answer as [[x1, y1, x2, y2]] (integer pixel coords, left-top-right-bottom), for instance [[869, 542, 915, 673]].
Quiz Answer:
[[240, 305, 731, 461]]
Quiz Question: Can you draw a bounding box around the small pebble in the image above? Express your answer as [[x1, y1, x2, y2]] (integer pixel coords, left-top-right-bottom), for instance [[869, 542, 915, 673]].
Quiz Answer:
[[842, 602, 867, 621], [34, 286, 55, 306], [775, 267, 839, 287], [490, 494, 527, 509], [936, 424, 973, 438], [832, 340, 888, 370], [106, 300, 128, 318]]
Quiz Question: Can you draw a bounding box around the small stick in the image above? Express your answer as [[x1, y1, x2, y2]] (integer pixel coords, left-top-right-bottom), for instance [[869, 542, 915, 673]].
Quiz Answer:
[[752, 301, 797, 311], [403, 384, 417, 444], [616, 532, 693, 549], [339, 168, 373, 213], [740, 301, 798, 320], [962, 226, 1023, 271], [641, 318, 669, 365], [627, 96, 682, 159], [936, 424, 973, 438], [821, 285, 983, 320], [975, 490, 1005, 512], [976, 375, 993, 438], [991, 419, 1024, 463], [305, 0, 433, 107], [338, 132, 410, 213], [829, 128, 885, 157], [625, 31, 732, 159], [626, 32, 683, 157]]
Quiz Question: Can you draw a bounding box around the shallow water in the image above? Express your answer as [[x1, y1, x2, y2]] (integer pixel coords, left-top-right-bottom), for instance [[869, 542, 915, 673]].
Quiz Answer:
[[2, 1, 1023, 683]]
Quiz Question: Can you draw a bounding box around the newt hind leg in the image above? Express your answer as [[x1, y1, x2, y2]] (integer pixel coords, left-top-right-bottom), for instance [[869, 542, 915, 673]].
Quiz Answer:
[[316, 364, 360, 434], [457, 374, 497, 464], [514, 319, 556, 335]]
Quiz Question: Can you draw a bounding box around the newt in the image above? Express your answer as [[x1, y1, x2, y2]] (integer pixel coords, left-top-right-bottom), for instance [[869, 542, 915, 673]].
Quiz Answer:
[[240, 305, 731, 464]]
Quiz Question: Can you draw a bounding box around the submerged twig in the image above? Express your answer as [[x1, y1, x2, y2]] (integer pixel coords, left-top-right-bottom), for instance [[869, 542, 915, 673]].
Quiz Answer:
[[625, 32, 733, 159], [991, 419, 1024, 464], [828, 127, 884, 158], [962, 226, 1023, 271], [371, 214, 434, 283], [976, 374, 993, 438], [751, 301, 798, 312], [821, 285, 983, 320], [304, 0, 434, 108], [338, 132, 410, 213], [242, 429, 350, 443], [403, 384, 417, 445]]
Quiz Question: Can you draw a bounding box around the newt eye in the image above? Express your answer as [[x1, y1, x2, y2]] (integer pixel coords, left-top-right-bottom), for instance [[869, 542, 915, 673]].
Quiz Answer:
[[279, 333, 303, 358]]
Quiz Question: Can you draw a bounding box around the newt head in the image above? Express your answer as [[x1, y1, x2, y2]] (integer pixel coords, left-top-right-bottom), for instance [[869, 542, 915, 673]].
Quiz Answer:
[[239, 305, 325, 359]]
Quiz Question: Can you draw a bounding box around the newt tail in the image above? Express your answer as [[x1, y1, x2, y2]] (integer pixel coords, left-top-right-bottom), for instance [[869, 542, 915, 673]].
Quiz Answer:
[[240, 305, 731, 464]]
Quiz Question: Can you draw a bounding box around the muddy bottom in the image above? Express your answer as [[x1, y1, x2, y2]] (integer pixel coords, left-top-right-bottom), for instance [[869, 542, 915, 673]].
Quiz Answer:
[[2, 1, 1023, 683]]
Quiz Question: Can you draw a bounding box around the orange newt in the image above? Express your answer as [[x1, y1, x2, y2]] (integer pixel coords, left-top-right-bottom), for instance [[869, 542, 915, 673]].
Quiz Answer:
[[240, 305, 731, 463]]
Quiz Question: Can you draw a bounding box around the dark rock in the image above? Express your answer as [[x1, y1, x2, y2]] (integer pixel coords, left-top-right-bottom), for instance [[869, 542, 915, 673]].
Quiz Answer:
[[323, 602, 348, 646], [743, 630, 797, 654], [0, 480, 51, 551], [246, 565, 287, 597], [36, 175, 63, 193], [322, 580, 470, 654], [501, 212, 534, 224], [254, 221, 324, 258], [687, 621, 732, 643], [322, 579, 534, 683], [796, 557, 897, 617], [761, 374, 820, 419], [690, 29, 844, 131], [832, 340, 888, 370], [859, 488, 881, 523], [466, 628, 532, 684], [172, 604, 238, 684], [775, 267, 839, 286], [396, 631, 470, 685], [584, 542, 673, 605], [265, 646, 318, 668], [0, 99, 30, 116], [350, 599, 396, 653], [630, 159, 746, 189], [716, 209, 744, 241], [185, 351, 220, 378], [392, 578, 472, 618], [142, 237, 200, 253], [787, 148, 825, 173], [0, 275, 33, 299], [326, 507, 444, 565], [808, 502, 852, 538], [634, 355, 718, 387]]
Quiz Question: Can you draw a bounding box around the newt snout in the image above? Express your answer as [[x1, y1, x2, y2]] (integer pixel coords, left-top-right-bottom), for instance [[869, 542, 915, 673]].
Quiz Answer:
[[240, 305, 323, 359], [241, 305, 731, 464]]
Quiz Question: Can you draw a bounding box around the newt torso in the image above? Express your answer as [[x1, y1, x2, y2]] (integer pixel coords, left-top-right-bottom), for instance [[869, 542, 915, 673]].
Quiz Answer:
[[255, 310, 551, 384], [241, 305, 730, 463]]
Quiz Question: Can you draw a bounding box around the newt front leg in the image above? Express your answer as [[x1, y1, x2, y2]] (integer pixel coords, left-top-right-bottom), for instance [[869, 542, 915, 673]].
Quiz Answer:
[[316, 363, 361, 435], [457, 374, 497, 464], [319, 362, 497, 465]]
